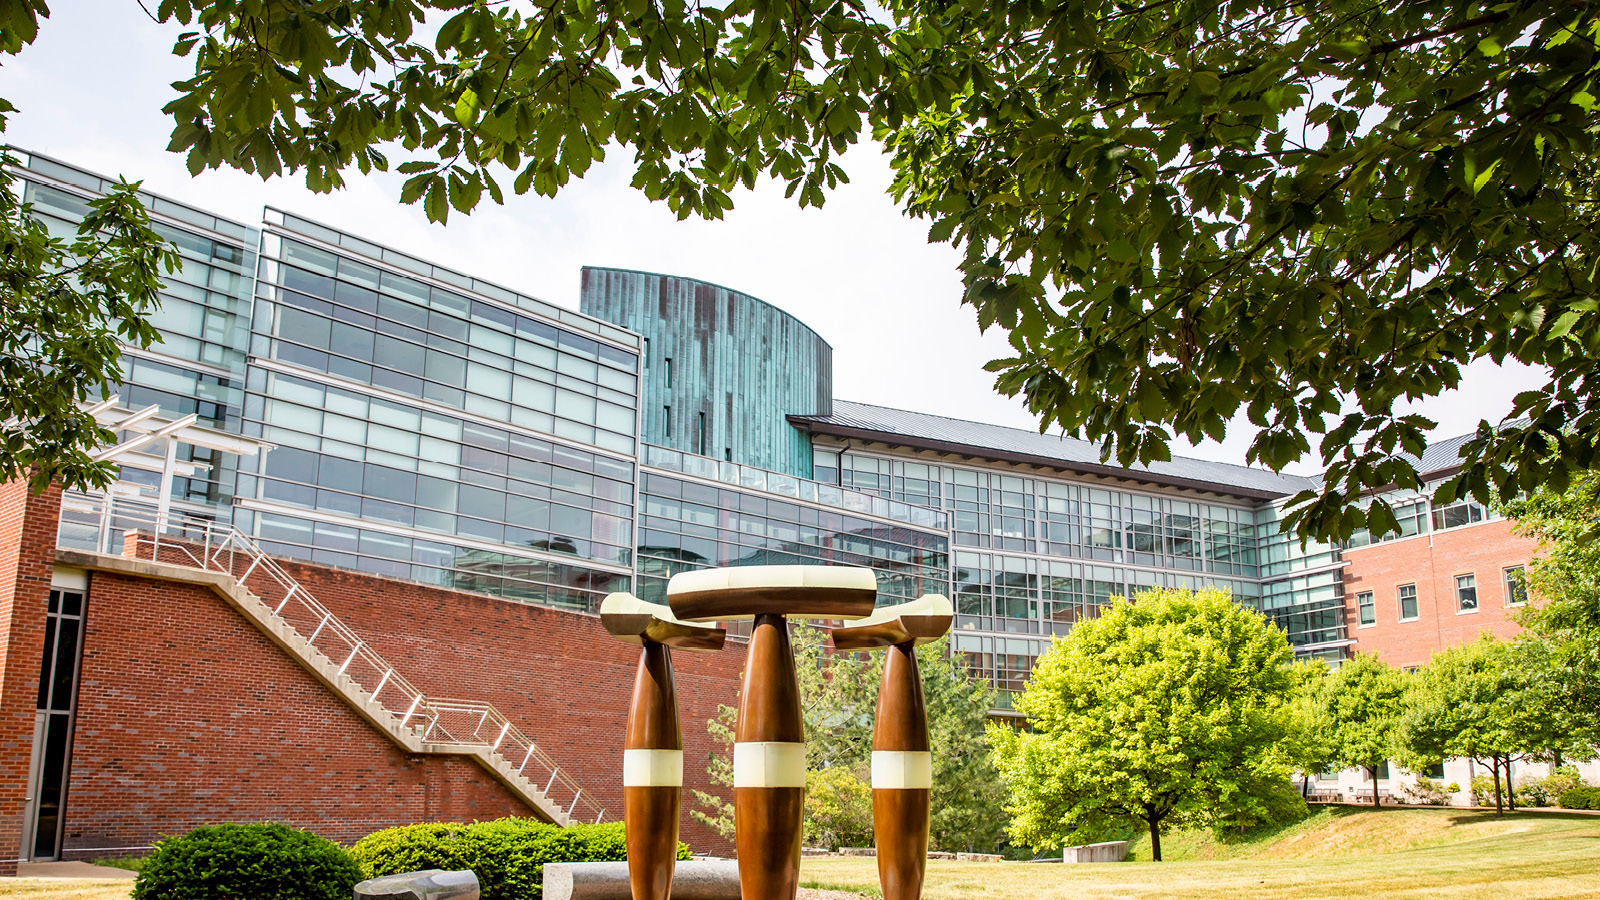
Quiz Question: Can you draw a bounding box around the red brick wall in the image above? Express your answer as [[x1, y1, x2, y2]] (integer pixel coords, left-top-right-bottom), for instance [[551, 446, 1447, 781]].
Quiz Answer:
[[62, 571, 534, 859], [274, 560, 746, 854], [0, 480, 61, 875], [57, 554, 744, 857], [1342, 519, 1538, 669]]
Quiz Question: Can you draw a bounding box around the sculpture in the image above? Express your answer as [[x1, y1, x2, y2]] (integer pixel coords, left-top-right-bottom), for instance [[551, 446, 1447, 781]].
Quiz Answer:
[[603, 566, 949, 900], [831, 595, 953, 900], [600, 593, 727, 900], [667, 566, 877, 900]]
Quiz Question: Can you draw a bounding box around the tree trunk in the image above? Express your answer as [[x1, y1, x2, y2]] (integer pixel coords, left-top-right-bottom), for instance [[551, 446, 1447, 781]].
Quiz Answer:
[[1506, 758, 1517, 812], [1491, 756, 1504, 815], [1371, 765, 1381, 808], [1148, 817, 1162, 862], [1554, 749, 1564, 770]]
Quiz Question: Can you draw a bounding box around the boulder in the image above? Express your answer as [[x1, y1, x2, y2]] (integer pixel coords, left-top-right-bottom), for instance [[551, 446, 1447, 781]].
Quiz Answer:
[[1062, 841, 1128, 863], [543, 860, 741, 900], [354, 870, 479, 900]]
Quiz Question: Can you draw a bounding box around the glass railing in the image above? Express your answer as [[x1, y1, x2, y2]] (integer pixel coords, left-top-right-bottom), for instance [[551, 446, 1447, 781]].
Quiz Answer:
[[640, 444, 950, 532]]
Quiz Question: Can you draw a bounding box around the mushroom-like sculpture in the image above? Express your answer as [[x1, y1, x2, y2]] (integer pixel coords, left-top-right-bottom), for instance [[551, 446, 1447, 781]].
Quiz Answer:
[[600, 593, 727, 900], [668, 565, 879, 900], [831, 594, 954, 900]]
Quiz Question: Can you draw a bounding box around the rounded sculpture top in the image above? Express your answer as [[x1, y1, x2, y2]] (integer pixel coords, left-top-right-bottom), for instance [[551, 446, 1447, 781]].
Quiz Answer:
[[667, 565, 877, 622]]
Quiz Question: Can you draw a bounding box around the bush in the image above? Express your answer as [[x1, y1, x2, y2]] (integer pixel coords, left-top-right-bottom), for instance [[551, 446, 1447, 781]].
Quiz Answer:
[[1401, 776, 1452, 806], [351, 819, 689, 900], [1558, 786, 1600, 810], [1517, 767, 1584, 808], [131, 823, 362, 900], [803, 765, 874, 851]]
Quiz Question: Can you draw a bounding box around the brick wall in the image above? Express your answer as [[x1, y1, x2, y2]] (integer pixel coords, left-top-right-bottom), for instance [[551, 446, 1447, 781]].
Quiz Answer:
[[62, 571, 533, 858], [56, 555, 744, 857], [1342, 518, 1538, 669], [0, 479, 61, 874], [275, 560, 746, 853]]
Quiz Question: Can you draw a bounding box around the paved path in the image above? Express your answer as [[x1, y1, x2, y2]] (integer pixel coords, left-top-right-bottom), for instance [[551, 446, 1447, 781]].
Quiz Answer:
[[16, 861, 136, 879]]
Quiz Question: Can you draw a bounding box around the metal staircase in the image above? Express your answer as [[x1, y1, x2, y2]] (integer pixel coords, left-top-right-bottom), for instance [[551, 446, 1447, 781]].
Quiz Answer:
[[55, 492, 606, 826]]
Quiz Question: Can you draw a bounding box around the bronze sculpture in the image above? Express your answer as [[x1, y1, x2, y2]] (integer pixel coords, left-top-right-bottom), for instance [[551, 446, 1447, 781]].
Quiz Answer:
[[600, 593, 727, 900], [668, 566, 877, 900], [832, 595, 954, 900]]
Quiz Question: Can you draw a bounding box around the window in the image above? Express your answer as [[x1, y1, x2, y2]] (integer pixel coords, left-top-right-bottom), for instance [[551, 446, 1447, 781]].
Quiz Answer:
[[1456, 574, 1478, 612], [664, 357, 673, 387], [1503, 566, 1527, 606], [663, 405, 671, 435], [697, 412, 706, 455], [1398, 584, 1418, 621], [1357, 591, 1375, 626]]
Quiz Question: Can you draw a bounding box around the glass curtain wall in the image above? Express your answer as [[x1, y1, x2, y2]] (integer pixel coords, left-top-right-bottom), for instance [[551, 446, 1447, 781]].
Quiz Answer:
[[16, 154, 258, 516], [235, 219, 641, 613]]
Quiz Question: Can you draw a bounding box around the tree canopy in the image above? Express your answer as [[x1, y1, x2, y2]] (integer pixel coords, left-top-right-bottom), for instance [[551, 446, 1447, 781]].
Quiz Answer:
[[1308, 653, 1408, 808], [1504, 473, 1600, 749], [990, 587, 1302, 861], [5, 1, 1599, 535]]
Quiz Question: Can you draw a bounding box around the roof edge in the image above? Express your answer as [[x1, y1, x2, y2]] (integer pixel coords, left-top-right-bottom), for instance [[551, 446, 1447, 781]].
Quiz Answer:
[[789, 416, 1293, 502]]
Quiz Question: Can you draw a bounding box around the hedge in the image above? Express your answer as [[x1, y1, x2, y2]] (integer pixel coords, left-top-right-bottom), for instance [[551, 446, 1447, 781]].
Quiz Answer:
[[1558, 786, 1600, 810], [351, 819, 690, 900], [131, 823, 362, 900]]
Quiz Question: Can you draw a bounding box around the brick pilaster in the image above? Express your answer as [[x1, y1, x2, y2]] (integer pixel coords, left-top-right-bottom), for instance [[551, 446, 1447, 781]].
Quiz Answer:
[[0, 479, 62, 874]]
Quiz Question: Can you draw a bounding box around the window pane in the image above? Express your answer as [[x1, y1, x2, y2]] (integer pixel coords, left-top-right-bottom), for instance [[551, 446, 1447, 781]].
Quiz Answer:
[[1456, 574, 1477, 611]]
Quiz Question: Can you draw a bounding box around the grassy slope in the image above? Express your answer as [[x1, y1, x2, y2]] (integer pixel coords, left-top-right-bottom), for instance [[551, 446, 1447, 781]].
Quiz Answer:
[[801, 809, 1600, 900]]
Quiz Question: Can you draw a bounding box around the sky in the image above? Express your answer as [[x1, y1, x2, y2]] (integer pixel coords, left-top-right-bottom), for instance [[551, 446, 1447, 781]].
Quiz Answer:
[[0, 1, 1547, 476]]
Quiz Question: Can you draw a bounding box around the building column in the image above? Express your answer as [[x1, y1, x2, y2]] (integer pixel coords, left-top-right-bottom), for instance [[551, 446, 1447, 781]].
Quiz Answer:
[[0, 479, 62, 874]]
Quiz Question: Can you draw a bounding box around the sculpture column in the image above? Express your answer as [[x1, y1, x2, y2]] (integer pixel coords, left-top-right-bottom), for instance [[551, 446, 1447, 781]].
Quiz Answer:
[[600, 593, 725, 900], [832, 595, 953, 900], [733, 613, 805, 900], [667, 565, 879, 900]]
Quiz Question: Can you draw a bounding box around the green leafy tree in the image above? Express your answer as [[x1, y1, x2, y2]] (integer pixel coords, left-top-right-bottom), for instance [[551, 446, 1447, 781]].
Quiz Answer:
[[990, 587, 1303, 862], [1312, 654, 1409, 808], [94, 0, 1599, 543], [1, 5, 178, 493], [1504, 473, 1600, 750], [1398, 636, 1556, 814], [802, 764, 874, 851], [688, 702, 736, 842], [1283, 659, 1337, 797]]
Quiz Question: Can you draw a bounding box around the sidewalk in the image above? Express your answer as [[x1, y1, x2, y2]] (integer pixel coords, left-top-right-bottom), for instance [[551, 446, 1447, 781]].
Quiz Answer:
[[15, 861, 135, 880]]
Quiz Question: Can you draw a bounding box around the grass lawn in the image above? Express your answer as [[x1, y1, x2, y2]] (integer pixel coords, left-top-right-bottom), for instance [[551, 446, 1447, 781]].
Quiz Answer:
[[0, 882, 132, 900], [801, 808, 1600, 900]]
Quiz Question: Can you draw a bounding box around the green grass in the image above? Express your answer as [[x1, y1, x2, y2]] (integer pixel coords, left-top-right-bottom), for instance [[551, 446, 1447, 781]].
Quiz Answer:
[[800, 808, 1600, 900], [86, 859, 143, 873]]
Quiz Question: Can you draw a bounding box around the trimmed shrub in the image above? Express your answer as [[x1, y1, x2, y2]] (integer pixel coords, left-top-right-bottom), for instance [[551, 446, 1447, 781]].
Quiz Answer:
[[1516, 767, 1583, 808], [131, 822, 362, 900], [351, 819, 690, 900], [1558, 786, 1600, 810]]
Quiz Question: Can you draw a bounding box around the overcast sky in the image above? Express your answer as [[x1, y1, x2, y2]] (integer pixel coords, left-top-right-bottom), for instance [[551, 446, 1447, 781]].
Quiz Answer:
[[0, 1, 1546, 476]]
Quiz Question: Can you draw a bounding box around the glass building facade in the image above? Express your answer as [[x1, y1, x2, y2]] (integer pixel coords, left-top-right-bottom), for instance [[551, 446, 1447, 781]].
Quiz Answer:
[[18, 147, 1368, 712]]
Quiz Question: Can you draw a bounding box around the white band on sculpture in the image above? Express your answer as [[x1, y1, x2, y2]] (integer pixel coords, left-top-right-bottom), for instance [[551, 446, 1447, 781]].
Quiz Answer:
[[732, 741, 808, 788], [871, 750, 933, 789], [622, 749, 684, 787]]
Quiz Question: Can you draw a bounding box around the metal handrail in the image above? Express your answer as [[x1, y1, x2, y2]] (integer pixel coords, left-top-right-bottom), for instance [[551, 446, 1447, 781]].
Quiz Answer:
[[56, 491, 607, 825]]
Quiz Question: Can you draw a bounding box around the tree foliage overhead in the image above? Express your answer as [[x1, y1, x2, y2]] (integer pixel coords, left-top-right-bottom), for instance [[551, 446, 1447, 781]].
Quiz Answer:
[[128, 0, 1600, 542], [991, 587, 1303, 861]]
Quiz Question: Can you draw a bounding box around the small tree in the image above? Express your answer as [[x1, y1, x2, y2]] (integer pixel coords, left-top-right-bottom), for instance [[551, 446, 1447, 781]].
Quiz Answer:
[[990, 587, 1303, 861], [803, 765, 874, 851], [1315, 654, 1409, 808], [1399, 636, 1547, 815], [1283, 660, 1337, 797]]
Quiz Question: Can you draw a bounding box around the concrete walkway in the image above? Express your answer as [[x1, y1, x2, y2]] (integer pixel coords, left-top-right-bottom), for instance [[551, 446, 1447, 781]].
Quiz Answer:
[[15, 861, 136, 879]]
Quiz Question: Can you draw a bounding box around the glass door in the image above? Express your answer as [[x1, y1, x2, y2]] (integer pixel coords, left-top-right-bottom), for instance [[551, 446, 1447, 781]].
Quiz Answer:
[[23, 588, 85, 861]]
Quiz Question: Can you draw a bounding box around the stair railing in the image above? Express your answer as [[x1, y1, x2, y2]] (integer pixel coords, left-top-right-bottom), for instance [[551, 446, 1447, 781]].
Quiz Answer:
[[56, 491, 606, 825]]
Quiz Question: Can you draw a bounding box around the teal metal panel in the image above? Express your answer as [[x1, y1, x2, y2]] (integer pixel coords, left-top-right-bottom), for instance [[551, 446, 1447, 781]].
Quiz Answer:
[[579, 267, 831, 478]]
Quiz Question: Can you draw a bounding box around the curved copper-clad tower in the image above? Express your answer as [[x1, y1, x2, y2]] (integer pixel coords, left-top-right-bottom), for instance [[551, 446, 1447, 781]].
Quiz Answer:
[[669, 565, 877, 900], [600, 593, 726, 900], [832, 595, 954, 900]]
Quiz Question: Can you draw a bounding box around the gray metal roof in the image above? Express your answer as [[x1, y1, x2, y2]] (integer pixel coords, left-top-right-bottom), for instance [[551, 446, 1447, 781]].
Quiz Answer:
[[790, 400, 1322, 501]]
